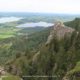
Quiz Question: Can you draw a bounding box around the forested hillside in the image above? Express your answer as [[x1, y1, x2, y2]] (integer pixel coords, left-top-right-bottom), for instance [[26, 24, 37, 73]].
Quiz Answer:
[[1, 18, 80, 80], [0, 26, 51, 65], [64, 18, 80, 31]]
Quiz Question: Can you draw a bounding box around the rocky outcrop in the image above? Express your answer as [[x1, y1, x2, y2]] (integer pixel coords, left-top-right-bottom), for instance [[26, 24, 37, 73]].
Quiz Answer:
[[62, 76, 70, 80], [32, 51, 40, 62], [46, 21, 75, 45]]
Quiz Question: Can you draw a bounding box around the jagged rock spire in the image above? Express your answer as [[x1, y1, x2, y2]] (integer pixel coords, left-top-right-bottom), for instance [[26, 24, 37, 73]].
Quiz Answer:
[[46, 21, 75, 45]]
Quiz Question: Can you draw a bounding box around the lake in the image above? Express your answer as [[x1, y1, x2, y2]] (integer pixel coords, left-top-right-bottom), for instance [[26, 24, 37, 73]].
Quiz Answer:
[[0, 17, 22, 23], [16, 22, 54, 28]]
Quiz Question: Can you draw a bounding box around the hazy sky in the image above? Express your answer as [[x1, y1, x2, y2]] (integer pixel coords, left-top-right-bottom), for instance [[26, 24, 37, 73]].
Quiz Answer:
[[0, 0, 80, 14]]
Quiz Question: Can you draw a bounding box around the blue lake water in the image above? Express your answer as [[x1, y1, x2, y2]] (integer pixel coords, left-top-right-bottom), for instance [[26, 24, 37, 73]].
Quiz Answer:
[[16, 22, 54, 28], [0, 17, 54, 27]]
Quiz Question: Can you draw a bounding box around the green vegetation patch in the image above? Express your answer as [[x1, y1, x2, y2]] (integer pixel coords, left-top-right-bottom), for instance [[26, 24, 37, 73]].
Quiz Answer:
[[67, 61, 80, 75], [2, 75, 21, 80]]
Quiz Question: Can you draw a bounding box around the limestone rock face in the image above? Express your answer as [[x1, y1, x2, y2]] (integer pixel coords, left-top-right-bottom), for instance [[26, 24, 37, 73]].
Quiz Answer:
[[46, 21, 75, 45]]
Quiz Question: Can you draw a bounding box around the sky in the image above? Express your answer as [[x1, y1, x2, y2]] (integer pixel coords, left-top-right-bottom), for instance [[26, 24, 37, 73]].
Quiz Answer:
[[0, 0, 80, 14]]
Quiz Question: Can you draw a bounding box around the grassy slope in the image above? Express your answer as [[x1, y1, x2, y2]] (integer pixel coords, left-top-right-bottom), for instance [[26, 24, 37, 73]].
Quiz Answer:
[[2, 75, 21, 80], [0, 22, 20, 39]]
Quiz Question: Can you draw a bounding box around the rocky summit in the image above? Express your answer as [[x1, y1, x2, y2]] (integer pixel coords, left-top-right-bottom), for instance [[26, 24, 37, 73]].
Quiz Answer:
[[46, 21, 75, 45]]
